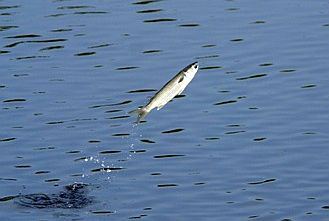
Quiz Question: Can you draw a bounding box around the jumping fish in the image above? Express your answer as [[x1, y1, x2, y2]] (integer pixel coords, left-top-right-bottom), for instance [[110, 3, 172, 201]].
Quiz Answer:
[[129, 62, 199, 122]]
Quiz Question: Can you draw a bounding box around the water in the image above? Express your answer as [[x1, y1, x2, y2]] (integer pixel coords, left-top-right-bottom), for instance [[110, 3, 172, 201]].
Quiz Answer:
[[1, 0, 329, 220]]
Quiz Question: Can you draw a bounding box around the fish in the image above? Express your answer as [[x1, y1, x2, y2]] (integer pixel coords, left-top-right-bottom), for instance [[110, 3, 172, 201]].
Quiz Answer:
[[129, 62, 199, 123]]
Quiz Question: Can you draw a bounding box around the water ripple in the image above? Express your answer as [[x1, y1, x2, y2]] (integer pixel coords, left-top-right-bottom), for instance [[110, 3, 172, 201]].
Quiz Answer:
[[161, 128, 184, 134], [144, 18, 176, 23], [236, 73, 267, 80]]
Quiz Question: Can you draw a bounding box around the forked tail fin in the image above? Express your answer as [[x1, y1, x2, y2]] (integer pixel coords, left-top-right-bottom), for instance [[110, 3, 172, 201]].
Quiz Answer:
[[129, 107, 149, 123]]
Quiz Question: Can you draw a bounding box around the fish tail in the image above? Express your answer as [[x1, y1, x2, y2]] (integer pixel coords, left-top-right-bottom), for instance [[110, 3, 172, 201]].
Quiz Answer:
[[129, 107, 149, 123]]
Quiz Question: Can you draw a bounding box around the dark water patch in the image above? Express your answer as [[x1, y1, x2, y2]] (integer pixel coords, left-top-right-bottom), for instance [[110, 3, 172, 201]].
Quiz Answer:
[[236, 74, 267, 80], [179, 23, 200, 27], [259, 63, 273, 67], [248, 178, 276, 185], [91, 167, 123, 172], [144, 18, 176, 23], [0, 85, 6, 88], [202, 44, 216, 48], [16, 56, 49, 60], [74, 157, 89, 162], [0, 5, 20, 10], [127, 89, 157, 93], [0, 25, 18, 31], [3, 98, 26, 103], [35, 171, 50, 175], [1, 12, 12, 16], [161, 128, 184, 134], [140, 139, 155, 144], [249, 215, 259, 219], [90, 100, 131, 109], [251, 20, 266, 24], [323, 24, 329, 27], [133, 0, 162, 5], [105, 109, 122, 113], [6, 34, 41, 39], [66, 150, 80, 154], [88, 43, 112, 49], [154, 154, 184, 159], [14, 183, 93, 209], [13, 73, 29, 77], [130, 149, 146, 153], [49, 78, 64, 82], [0, 177, 17, 181], [280, 69, 296, 73], [137, 9, 162, 13], [29, 39, 67, 44], [75, 51, 96, 56], [226, 7, 239, 11], [57, 6, 94, 10], [116, 66, 139, 70], [40, 45, 64, 51], [71, 118, 97, 122], [5, 38, 67, 48], [0, 195, 18, 202], [205, 137, 220, 140], [253, 137, 266, 142], [129, 214, 147, 219], [99, 150, 121, 155], [0, 137, 16, 142], [0, 50, 10, 54], [74, 11, 108, 15], [34, 146, 55, 151], [151, 173, 161, 176], [46, 121, 64, 125], [200, 66, 222, 70], [92, 210, 114, 214], [108, 115, 130, 120], [196, 55, 219, 59], [194, 182, 205, 186], [15, 165, 31, 168], [230, 38, 243, 42], [88, 140, 101, 143], [301, 84, 316, 89], [112, 133, 130, 137], [304, 132, 316, 135], [51, 28, 73, 32], [46, 13, 66, 18], [157, 184, 177, 188], [7, 41, 26, 47], [45, 178, 60, 183], [110, 100, 132, 106], [225, 130, 245, 135], [214, 100, 237, 106], [143, 49, 162, 54], [322, 205, 329, 209], [228, 125, 243, 128]]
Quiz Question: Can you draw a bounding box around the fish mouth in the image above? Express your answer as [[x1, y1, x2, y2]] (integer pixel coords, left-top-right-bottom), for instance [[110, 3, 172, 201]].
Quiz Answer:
[[190, 61, 199, 70]]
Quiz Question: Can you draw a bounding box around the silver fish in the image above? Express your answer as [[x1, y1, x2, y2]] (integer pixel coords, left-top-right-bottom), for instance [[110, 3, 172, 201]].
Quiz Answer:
[[130, 62, 199, 122]]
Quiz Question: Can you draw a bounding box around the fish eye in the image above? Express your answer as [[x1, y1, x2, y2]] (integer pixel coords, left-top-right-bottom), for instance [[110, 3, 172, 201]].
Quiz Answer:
[[193, 64, 198, 69]]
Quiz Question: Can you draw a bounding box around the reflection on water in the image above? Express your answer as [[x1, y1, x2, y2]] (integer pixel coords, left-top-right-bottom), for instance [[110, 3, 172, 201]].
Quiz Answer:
[[1, 0, 329, 220]]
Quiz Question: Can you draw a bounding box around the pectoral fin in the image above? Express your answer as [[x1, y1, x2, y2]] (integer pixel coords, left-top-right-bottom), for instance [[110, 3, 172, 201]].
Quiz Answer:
[[157, 104, 165, 110]]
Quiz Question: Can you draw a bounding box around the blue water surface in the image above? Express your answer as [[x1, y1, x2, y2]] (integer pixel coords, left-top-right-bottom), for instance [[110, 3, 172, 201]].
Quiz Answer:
[[1, 0, 329, 220]]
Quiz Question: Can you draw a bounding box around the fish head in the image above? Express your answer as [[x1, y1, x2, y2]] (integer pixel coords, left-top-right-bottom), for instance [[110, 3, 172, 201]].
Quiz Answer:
[[184, 62, 199, 76]]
